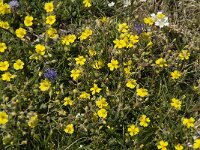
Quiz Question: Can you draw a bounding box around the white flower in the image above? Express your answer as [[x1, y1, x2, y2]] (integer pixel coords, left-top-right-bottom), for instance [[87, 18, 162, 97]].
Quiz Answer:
[[140, 0, 147, 2], [151, 12, 169, 28], [150, 13, 157, 21], [123, 0, 131, 7], [151, 12, 165, 21], [155, 17, 169, 28], [108, 1, 115, 7]]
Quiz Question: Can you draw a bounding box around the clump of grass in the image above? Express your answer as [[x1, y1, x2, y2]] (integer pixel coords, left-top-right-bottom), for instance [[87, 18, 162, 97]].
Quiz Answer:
[[0, 0, 199, 149]]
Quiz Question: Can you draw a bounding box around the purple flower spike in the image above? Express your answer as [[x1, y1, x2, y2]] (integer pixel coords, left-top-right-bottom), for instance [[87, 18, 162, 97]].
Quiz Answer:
[[134, 24, 144, 34], [43, 68, 57, 82], [9, 0, 19, 9]]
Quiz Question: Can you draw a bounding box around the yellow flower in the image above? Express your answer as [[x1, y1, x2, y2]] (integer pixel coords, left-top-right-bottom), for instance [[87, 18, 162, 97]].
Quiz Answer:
[[193, 139, 200, 149], [144, 17, 154, 25], [126, 79, 137, 89], [63, 97, 73, 106], [29, 54, 39, 60], [171, 70, 181, 80], [13, 59, 24, 70], [136, 88, 149, 97], [92, 112, 98, 122], [155, 58, 168, 67], [0, 111, 8, 125], [100, 17, 109, 23], [174, 144, 183, 150], [0, 42, 7, 53], [83, 0, 91, 7], [28, 115, 38, 128], [88, 49, 96, 56], [117, 23, 129, 33], [92, 60, 104, 69], [97, 109, 107, 118], [75, 56, 86, 66], [44, 2, 54, 13], [123, 60, 132, 66], [0, 61, 9, 71], [179, 50, 190, 60], [39, 79, 51, 91], [79, 28, 92, 41], [147, 41, 153, 47], [113, 39, 127, 49], [24, 16, 33, 27], [139, 115, 150, 127], [61, 34, 76, 45], [47, 27, 58, 39], [156, 12, 166, 19], [170, 98, 181, 110], [124, 66, 131, 75], [79, 92, 90, 100], [46, 15, 56, 25], [1, 72, 15, 81], [0, 3, 11, 15], [64, 124, 74, 134], [157, 140, 168, 150], [127, 124, 139, 136], [96, 97, 108, 109], [90, 83, 101, 95], [127, 35, 139, 48], [182, 117, 195, 128], [35, 44, 45, 55], [0, 21, 9, 29], [15, 28, 26, 39], [108, 59, 119, 71], [142, 32, 152, 41], [70, 69, 81, 80]]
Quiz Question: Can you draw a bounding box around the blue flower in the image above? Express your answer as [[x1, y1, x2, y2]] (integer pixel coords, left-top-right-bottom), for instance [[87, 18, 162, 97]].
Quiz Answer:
[[43, 68, 57, 82], [134, 24, 144, 34], [9, 0, 19, 9]]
